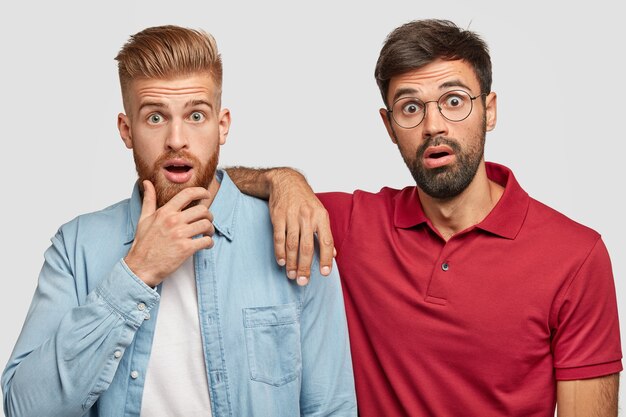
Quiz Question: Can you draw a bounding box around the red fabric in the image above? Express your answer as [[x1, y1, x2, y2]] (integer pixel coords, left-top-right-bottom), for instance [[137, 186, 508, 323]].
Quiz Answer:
[[318, 162, 622, 417]]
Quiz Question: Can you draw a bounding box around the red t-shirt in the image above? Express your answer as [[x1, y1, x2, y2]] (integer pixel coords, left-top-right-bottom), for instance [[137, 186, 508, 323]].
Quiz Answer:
[[318, 162, 622, 416]]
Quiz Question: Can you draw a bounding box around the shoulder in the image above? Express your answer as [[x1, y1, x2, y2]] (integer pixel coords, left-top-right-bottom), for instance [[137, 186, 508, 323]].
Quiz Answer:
[[56, 198, 131, 243], [318, 186, 405, 213], [526, 197, 600, 243]]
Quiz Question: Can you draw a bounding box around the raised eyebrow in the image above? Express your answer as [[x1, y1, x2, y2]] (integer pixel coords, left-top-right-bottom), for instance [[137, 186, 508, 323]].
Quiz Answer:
[[186, 99, 213, 110], [439, 80, 474, 92], [392, 88, 420, 103], [138, 101, 166, 113]]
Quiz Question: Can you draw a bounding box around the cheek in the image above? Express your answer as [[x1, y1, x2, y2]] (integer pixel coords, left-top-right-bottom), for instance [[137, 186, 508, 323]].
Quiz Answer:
[[131, 130, 165, 161], [192, 125, 220, 148], [394, 130, 420, 153]]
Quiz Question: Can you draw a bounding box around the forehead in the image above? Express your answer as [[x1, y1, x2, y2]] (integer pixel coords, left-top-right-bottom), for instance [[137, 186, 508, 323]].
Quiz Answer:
[[387, 59, 481, 100], [128, 72, 218, 107]]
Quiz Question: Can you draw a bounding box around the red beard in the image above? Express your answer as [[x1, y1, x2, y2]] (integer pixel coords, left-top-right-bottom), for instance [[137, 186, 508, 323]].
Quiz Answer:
[[133, 147, 219, 208]]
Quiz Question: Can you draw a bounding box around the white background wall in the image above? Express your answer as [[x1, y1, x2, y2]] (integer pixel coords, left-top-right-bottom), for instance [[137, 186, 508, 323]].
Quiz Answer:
[[1, 0, 624, 414]]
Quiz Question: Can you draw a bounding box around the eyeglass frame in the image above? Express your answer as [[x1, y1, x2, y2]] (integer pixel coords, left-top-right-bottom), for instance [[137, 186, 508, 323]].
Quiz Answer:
[[386, 90, 488, 129]]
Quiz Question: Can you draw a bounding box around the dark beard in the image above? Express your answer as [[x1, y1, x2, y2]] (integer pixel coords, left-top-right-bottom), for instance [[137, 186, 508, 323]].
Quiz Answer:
[[134, 147, 219, 208], [404, 132, 485, 200]]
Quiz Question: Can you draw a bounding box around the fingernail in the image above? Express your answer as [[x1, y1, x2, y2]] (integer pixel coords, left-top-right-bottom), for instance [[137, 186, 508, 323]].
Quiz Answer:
[[321, 266, 331, 276], [278, 259, 286, 266], [288, 270, 296, 279], [297, 276, 309, 286]]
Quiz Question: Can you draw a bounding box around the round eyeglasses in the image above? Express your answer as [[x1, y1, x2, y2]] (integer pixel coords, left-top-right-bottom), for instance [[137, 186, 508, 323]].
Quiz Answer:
[[388, 90, 486, 129]]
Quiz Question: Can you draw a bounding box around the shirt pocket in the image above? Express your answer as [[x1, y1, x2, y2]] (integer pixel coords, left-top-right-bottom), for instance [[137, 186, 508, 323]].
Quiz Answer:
[[242, 302, 302, 387]]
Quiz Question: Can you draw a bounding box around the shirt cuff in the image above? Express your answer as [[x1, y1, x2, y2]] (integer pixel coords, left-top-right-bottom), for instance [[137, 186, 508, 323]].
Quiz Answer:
[[94, 259, 160, 328], [555, 360, 623, 380]]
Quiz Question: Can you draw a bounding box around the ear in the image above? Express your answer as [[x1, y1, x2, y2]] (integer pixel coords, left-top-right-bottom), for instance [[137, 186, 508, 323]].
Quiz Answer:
[[379, 108, 398, 144], [485, 92, 497, 132], [117, 113, 133, 149], [217, 108, 231, 146]]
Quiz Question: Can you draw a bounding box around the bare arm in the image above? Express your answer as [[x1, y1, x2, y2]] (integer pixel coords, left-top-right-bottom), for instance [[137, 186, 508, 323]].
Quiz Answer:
[[226, 166, 335, 285], [557, 374, 619, 417]]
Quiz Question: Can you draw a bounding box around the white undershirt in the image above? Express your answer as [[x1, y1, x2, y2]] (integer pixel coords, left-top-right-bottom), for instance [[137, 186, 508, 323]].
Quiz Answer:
[[140, 257, 212, 417]]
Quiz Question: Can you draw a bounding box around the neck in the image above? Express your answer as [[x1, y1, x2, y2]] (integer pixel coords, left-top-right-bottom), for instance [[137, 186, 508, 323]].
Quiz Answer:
[[199, 176, 221, 209], [418, 162, 504, 241]]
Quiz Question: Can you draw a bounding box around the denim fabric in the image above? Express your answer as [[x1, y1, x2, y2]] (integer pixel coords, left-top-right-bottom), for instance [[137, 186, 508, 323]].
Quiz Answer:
[[2, 171, 356, 417]]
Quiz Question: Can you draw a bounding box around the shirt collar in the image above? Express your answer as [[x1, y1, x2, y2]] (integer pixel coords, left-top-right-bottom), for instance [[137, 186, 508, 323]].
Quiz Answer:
[[393, 162, 529, 240], [126, 169, 239, 244], [209, 170, 239, 241]]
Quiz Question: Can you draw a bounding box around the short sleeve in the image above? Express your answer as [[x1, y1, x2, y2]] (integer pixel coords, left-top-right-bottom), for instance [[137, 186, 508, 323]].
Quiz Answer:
[[316, 192, 354, 252], [552, 237, 622, 380]]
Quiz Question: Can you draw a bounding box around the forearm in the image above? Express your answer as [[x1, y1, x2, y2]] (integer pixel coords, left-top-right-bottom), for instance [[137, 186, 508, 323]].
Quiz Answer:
[[2, 260, 158, 417], [557, 374, 619, 417], [225, 166, 307, 200]]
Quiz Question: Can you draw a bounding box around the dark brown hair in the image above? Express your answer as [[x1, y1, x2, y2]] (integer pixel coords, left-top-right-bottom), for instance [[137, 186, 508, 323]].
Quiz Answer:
[[115, 25, 222, 110], [375, 19, 492, 107]]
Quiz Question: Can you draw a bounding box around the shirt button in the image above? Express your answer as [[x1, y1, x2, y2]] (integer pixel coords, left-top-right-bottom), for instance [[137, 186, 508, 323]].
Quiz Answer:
[[130, 371, 139, 379], [144, 312, 150, 320], [114, 350, 122, 359], [441, 262, 449, 271], [137, 303, 146, 311]]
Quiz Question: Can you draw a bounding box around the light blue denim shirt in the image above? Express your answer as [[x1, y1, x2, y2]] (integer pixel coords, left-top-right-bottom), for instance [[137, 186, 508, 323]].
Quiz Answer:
[[2, 171, 356, 417]]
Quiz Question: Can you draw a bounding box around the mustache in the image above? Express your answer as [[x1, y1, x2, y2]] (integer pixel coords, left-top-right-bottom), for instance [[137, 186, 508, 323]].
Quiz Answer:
[[153, 150, 201, 167], [416, 136, 462, 158]]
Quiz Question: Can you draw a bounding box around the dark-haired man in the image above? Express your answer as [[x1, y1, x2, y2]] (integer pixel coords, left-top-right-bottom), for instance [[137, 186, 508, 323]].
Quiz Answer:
[[228, 19, 622, 416]]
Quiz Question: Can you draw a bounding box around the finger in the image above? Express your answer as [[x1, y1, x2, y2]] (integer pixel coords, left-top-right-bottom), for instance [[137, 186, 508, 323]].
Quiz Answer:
[[180, 204, 214, 224], [164, 187, 211, 212], [296, 218, 314, 286], [190, 235, 214, 252], [271, 217, 287, 267], [140, 180, 157, 221], [316, 216, 335, 276], [181, 218, 215, 239], [285, 226, 300, 280]]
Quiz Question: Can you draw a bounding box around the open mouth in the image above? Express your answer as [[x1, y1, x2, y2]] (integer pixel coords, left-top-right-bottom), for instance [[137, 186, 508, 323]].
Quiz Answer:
[[428, 151, 450, 159], [424, 145, 454, 159], [423, 145, 455, 168], [162, 159, 194, 183], [165, 163, 192, 174]]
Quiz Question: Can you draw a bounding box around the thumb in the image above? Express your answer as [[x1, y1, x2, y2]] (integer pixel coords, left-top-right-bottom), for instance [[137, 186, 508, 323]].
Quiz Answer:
[[140, 180, 157, 220]]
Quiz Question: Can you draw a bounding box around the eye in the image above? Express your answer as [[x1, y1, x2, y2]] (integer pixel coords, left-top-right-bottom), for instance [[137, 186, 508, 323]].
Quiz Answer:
[[400, 100, 424, 115], [148, 113, 164, 124], [441, 92, 468, 108], [189, 111, 205, 122]]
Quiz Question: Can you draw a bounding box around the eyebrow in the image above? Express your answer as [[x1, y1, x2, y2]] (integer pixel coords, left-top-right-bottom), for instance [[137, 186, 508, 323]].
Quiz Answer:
[[138, 99, 213, 113], [439, 80, 473, 92], [391, 80, 475, 103], [188, 99, 213, 110], [392, 88, 420, 103], [138, 101, 166, 113]]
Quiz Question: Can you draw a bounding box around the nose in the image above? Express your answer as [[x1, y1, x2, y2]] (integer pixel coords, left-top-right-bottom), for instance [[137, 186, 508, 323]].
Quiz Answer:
[[164, 119, 189, 151], [421, 100, 448, 139]]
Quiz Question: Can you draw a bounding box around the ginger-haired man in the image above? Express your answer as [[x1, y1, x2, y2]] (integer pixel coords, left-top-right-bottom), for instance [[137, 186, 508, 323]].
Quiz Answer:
[[2, 25, 356, 417]]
